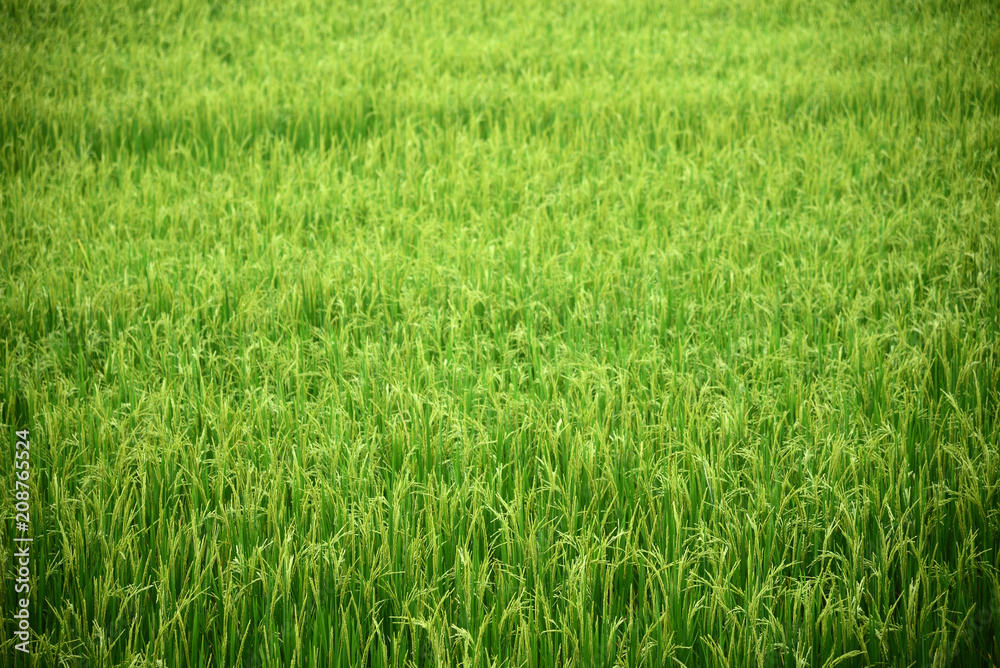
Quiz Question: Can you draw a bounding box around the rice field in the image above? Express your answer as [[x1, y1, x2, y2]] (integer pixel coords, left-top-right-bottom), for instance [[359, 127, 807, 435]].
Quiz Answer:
[[1, 0, 999, 666]]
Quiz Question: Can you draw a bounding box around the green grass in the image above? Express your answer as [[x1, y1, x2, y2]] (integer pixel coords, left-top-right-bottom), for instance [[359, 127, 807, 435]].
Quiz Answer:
[[1, 0, 999, 666]]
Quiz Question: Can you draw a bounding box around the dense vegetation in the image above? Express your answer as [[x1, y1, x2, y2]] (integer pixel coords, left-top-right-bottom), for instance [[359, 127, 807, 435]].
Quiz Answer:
[[2, 0, 999, 666]]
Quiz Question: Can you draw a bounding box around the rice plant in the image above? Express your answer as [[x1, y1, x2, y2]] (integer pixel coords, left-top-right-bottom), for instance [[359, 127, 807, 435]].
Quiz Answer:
[[1, 0, 998, 666]]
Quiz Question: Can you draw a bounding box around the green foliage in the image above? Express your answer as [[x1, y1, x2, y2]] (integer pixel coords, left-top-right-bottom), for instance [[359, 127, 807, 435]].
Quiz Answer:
[[1, 0, 998, 666]]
